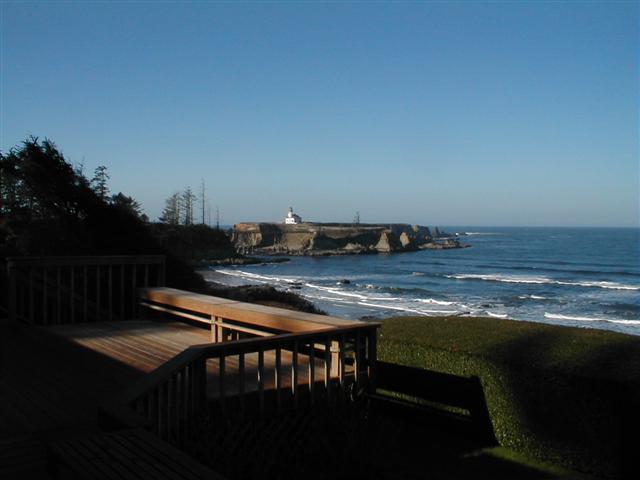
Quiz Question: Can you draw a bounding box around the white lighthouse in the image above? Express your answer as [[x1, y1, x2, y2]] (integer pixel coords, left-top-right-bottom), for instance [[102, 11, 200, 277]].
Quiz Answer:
[[284, 207, 302, 225]]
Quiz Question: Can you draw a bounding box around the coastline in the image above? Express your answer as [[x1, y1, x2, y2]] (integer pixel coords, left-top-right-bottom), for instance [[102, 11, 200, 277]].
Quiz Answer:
[[200, 226, 640, 335]]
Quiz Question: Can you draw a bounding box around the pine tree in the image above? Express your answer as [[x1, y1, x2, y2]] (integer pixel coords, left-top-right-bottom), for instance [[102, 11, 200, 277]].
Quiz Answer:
[[91, 165, 110, 201], [160, 192, 181, 225], [111, 192, 147, 221], [181, 187, 196, 225]]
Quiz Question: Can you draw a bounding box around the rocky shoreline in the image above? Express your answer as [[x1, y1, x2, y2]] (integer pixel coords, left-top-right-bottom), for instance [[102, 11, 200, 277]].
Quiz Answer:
[[232, 222, 469, 256], [188, 256, 290, 267]]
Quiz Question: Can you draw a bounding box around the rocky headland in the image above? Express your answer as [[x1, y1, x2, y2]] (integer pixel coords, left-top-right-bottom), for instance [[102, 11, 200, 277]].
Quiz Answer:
[[232, 222, 468, 256]]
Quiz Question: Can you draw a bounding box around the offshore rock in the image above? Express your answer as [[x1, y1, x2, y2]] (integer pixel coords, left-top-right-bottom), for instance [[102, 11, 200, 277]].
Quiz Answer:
[[232, 222, 465, 256]]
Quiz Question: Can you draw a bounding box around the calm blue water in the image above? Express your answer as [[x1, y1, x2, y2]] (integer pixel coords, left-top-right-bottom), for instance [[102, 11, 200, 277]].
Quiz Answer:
[[203, 227, 640, 335]]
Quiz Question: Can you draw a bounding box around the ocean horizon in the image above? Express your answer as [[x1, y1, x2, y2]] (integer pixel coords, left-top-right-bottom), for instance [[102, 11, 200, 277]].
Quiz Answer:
[[202, 226, 640, 335]]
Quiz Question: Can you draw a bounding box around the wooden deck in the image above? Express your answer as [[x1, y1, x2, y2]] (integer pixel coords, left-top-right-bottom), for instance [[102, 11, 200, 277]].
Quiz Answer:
[[0, 321, 148, 479], [1, 256, 380, 479], [50, 428, 223, 480], [47, 320, 334, 398]]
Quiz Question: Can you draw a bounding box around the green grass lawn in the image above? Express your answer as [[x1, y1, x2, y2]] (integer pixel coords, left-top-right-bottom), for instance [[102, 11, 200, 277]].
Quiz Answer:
[[378, 316, 640, 479]]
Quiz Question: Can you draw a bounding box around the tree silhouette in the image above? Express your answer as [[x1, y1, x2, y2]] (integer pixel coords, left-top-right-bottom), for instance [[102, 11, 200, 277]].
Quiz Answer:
[[91, 165, 110, 201], [112, 192, 148, 222], [181, 187, 196, 225], [160, 192, 181, 225], [0, 137, 205, 288]]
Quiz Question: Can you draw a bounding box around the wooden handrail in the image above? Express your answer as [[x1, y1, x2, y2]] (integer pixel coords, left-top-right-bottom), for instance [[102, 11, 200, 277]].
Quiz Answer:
[[138, 287, 363, 345], [139, 287, 359, 330]]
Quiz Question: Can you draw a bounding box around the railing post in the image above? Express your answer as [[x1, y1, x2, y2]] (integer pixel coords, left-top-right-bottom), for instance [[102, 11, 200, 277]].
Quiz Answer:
[[367, 327, 378, 394], [195, 357, 207, 421]]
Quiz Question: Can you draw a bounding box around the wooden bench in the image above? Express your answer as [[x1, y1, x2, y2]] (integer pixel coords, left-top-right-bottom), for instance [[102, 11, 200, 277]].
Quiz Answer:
[[49, 428, 223, 479]]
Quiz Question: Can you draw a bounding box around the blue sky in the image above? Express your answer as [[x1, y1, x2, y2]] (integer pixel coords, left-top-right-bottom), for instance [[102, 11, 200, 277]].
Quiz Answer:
[[1, 1, 638, 227]]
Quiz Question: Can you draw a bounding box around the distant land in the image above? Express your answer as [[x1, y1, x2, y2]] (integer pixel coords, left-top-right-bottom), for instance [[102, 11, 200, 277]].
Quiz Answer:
[[232, 218, 466, 256]]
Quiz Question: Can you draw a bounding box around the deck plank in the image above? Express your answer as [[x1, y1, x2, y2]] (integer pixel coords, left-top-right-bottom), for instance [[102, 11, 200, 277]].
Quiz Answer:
[[0, 318, 340, 478], [50, 429, 223, 480], [47, 320, 334, 398]]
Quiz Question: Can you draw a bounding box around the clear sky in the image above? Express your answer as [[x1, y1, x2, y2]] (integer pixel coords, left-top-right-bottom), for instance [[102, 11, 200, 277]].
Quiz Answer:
[[1, 1, 638, 227]]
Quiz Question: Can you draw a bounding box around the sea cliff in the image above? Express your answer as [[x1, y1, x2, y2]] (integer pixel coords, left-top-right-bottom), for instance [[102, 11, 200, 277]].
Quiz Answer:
[[231, 222, 465, 256]]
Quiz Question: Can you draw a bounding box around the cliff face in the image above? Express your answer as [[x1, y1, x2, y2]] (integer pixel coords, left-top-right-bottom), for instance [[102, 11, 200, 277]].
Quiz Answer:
[[231, 222, 456, 255]]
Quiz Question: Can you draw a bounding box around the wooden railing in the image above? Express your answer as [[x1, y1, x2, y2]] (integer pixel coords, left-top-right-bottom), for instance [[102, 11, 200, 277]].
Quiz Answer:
[[103, 323, 379, 449], [7, 255, 165, 325], [138, 286, 362, 343]]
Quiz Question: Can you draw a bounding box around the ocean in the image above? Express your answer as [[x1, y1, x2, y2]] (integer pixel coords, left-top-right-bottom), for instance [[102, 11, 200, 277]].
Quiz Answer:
[[201, 227, 640, 335]]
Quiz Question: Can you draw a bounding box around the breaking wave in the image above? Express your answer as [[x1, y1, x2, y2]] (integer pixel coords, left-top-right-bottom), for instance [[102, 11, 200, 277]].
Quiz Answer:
[[447, 273, 640, 291], [544, 313, 640, 325]]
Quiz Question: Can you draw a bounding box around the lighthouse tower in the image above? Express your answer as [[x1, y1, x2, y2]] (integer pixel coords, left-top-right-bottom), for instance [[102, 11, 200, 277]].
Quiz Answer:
[[284, 207, 302, 225]]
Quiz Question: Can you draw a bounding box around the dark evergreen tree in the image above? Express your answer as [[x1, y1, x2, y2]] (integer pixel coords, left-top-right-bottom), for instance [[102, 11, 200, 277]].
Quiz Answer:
[[91, 165, 110, 200], [160, 192, 181, 225], [111, 192, 148, 222]]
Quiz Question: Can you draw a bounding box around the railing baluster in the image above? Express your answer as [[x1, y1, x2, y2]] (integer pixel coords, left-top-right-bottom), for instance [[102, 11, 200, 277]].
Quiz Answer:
[[354, 331, 361, 390], [179, 369, 186, 447], [219, 355, 226, 417], [339, 334, 346, 398], [258, 347, 265, 416], [292, 339, 298, 408], [161, 382, 168, 441], [197, 358, 207, 419], [152, 387, 160, 436], [187, 363, 194, 430], [275, 346, 282, 412], [238, 352, 245, 420], [309, 342, 315, 405], [367, 328, 377, 393], [170, 374, 177, 444], [216, 317, 222, 342], [325, 336, 332, 405]]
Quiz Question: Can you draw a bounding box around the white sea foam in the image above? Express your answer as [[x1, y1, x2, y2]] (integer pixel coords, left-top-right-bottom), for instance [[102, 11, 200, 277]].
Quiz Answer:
[[303, 283, 400, 302], [544, 313, 640, 325], [463, 232, 502, 236], [607, 319, 640, 325], [416, 298, 455, 306], [215, 269, 301, 284], [518, 294, 547, 300], [486, 312, 508, 319], [357, 301, 460, 316], [447, 274, 640, 291]]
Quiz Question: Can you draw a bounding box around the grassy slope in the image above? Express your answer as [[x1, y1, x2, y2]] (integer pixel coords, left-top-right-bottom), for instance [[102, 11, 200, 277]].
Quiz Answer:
[[378, 316, 640, 478]]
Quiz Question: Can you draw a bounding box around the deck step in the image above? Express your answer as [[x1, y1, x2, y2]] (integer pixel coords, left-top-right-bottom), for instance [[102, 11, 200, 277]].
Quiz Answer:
[[49, 428, 225, 480]]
